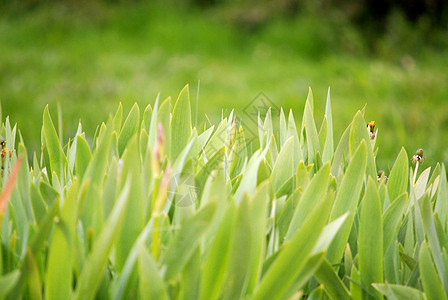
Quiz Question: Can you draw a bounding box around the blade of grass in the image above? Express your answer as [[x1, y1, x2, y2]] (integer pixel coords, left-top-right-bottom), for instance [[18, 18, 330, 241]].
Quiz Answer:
[[72, 178, 132, 300], [171, 85, 192, 160], [358, 177, 383, 300]]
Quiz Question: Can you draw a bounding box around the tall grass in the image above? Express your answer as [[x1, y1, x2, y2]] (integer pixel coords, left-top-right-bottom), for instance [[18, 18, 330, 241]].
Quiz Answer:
[[0, 85, 447, 299]]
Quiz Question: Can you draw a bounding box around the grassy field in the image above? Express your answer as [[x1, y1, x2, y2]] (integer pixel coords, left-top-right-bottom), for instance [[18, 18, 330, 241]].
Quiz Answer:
[[1, 2, 448, 169]]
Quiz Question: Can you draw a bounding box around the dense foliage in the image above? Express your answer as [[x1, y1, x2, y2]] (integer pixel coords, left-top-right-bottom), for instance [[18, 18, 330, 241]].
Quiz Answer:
[[0, 86, 447, 299]]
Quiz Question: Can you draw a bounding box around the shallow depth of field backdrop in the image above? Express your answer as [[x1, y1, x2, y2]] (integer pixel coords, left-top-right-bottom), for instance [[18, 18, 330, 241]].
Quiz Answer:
[[1, 0, 448, 168]]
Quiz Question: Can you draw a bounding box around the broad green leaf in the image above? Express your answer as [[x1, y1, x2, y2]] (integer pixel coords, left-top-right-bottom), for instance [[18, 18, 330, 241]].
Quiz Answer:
[[171, 85, 192, 160], [322, 87, 334, 163], [113, 102, 123, 133], [199, 201, 236, 300], [271, 137, 294, 193], [81, 118, 114, 229], [283, 252, 325, 299], [234, 147, 268, 203], [180, 246, 201, 300], [373, 283, 424, 300], [308, 285, 324, 300], [331, 121, 351, 177], [116, 135, 145, 270], [162, 202, 216, 281], [137, 242, 169, 300], [72, 179, 131, 300], [350, 266, 363, 300], [8, 200, 59, 298], [302, 99, 320, 164], [358, 177, 383, 300], [43, 105, 68, 183], [246, 181, 270, 294], [195, 146, 225, 195], [286, 163, 330, 240], [197, 125, 214, 150], [223, 194, 253, 299], [327, 140, 367, 264], [17, 144, 33, 223], [413, 167, 431, 200], [312, 211, 348, 254], [75, 134, 91, 179], [45, 180, 80, 300], [383, 192, 408, 253], [318, 117, 327, 156], [252, 181, 333, 300], [118, 103, 140, 157], [279, 108, 287, 147], [0, 270, 20, 299], [314, 259, 351, 300], [142, 103, 152, 133], [25, 249, 42, 300], [435, 164, 447, 228], [419, 241, 447, 300], [387, 148, 409, 202], [421, 193, 447, 290], [287, 110, 303, 168], [30, 183, 47, 223], [147, 94, 160, 150]]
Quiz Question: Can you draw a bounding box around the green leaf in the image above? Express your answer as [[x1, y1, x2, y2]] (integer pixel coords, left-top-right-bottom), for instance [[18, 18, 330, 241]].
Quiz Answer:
[[435, 164, 447, 228], [314, 259, 351, 300], [246, 181, 270, 294], [421, 193, 447, 290], [0, 270, 20, 299], [358, 177, 383, 299], [327, 140, 367, 264], [251, 180, 333, 300], [331, 121, 351, 177], [118, 103, 140, 157], [43, 105, 68, 183], [195, 146, 225, 195], [419, 241, 448, 300], [8, 200, 59, 298], [162, 202, 216, 281], [413, 167, 431, 200], [234, 148, 268, 203], [271, 137, 294, 193], [199, 201, 236, 300], [279, 108, 287, 147], [75, 134, 91, 179], [286, 163, 330, 240], [383, 192, 408, 253], [387, 148, 409, 202], [116, 135, 145, 270], [221, 195, 253, 299], [171, 85, 192, 160], [147, 94, 160, 150], [322, 87, 334, 163], [284, 252, 325, 299], [373, 283, 424, 300], [113, 102, 123, 133], [137, 242, 169, 300], [72, 178, 132, 300], [25, 249, 42, 300], [45, 180, 80, 300], [287, 110, 303, 168], [302, 99, 321, 164]]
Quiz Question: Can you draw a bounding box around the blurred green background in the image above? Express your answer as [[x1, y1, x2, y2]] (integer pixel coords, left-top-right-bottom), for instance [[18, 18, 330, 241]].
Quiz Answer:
[[1, 0, 447, 170]]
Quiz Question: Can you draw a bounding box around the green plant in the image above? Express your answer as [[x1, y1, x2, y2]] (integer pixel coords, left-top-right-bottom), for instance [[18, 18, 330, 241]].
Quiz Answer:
[[0, 85, 447, 299]]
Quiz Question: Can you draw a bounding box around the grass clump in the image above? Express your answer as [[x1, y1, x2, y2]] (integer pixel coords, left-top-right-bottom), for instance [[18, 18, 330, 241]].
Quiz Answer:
[[0, 85, 447, 299]]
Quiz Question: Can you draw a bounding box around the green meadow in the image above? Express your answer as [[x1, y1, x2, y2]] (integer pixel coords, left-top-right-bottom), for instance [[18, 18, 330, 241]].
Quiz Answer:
[[1, 2, 447, 167]]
